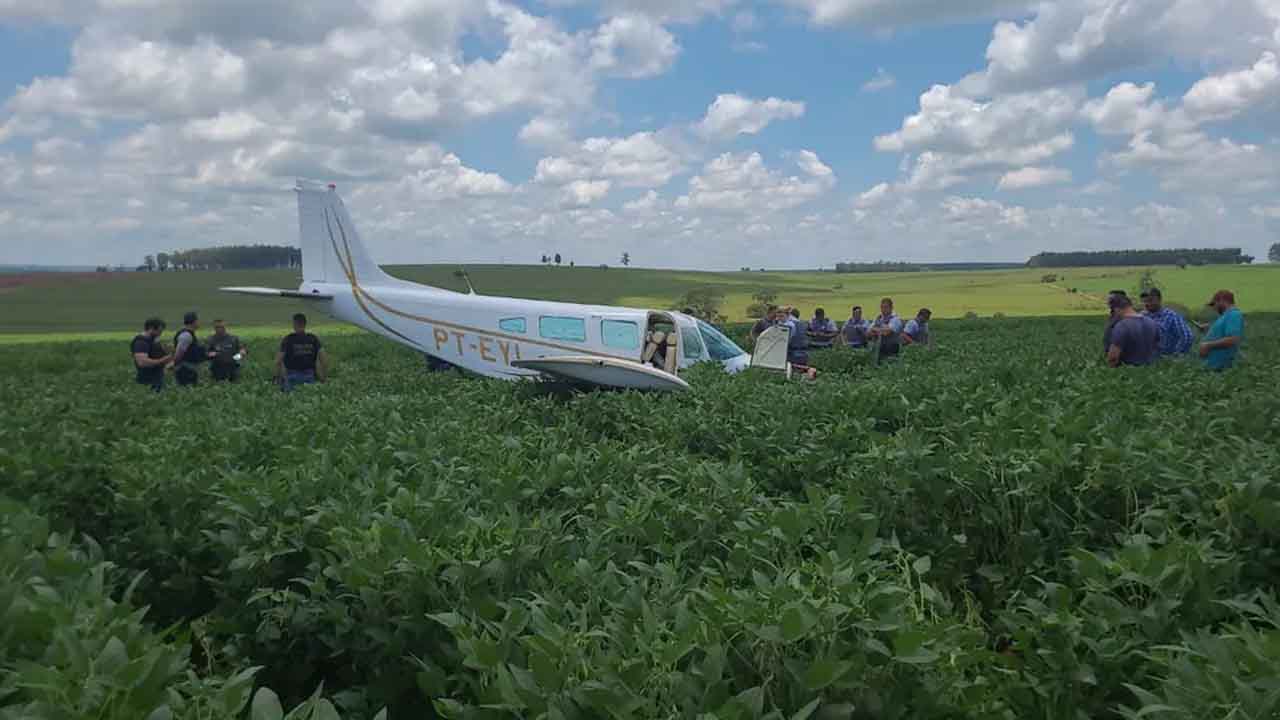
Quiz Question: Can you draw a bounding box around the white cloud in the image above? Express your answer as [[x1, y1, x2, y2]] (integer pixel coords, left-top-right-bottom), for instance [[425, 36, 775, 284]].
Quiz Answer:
[[957, 0, 1280, 96], [543, 0, 737, 24], [518, 115, 573, 149], [996, 166, 1071, 190], [876, 84, 1079, 191], [677, 150, 835, 212], [182, 111, 266, 143], [1183, 51, 1280, 123], [861, 68, 896, 93], [562, 178, 612, 206], [697, 93, 805, 140], [779, 0, 1029, 29], [589, 14, 680, 78], [535, 131, 685, 189], [623, 189, 663, 213], [854, 182, 891, 208]]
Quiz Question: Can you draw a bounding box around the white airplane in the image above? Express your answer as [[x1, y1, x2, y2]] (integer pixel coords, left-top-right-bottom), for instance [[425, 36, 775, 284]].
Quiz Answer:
[[221, 180, 789, 391]]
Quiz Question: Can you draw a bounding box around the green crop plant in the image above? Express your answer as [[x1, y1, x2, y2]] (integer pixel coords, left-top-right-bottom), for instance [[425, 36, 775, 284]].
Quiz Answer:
[[1, 315, 1277, 719]]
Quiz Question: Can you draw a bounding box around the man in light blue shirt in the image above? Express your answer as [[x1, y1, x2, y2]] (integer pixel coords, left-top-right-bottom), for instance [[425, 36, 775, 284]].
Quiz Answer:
[[903, 308, 932, 349], [868, 297, 904, 361], [842, 305, 871, 348], [1199, 290, 1244, 370]]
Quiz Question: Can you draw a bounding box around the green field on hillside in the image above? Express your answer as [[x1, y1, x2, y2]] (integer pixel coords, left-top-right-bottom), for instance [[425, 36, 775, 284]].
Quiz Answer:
[[1, 316, 1276, 720], [1, 263, 1276, 338]]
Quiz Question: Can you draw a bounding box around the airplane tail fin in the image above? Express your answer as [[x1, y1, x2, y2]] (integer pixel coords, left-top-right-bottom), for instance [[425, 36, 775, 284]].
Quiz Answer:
[[296, 179, 397, 287]]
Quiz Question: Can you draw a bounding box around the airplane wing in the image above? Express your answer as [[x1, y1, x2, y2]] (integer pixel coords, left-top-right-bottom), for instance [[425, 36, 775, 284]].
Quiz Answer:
[[511, 356, 690, 392], [220, 286, 334, 300]]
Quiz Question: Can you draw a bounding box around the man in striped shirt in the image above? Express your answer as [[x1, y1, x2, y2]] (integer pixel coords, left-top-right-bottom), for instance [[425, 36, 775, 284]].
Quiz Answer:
[[1140, 288, 1194, 356]]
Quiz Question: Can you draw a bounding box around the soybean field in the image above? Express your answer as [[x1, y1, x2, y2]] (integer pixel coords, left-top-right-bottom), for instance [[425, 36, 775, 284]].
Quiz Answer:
[[2, 316, 1279, 720]]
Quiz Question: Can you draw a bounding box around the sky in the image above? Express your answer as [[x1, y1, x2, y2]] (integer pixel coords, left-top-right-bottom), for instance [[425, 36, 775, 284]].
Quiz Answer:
[[1, 0, 1279, 270]]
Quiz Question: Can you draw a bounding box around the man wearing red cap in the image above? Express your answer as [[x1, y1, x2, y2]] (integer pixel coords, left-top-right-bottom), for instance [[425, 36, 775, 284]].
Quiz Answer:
[[1199, 290, 1244, 370]]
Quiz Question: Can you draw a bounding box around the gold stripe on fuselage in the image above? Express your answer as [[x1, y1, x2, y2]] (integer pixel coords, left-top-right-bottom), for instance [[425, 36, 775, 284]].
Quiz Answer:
[[325, 207, 626, 365]]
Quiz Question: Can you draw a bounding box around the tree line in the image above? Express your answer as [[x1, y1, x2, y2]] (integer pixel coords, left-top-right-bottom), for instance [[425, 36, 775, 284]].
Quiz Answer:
[[1027, 248, 1254, 268], [141, 246, 302, 271]]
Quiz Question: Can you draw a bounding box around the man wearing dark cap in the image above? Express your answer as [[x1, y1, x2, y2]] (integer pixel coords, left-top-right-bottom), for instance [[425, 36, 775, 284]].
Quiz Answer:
[[1140, 288, 1194, 356], [1106, 293, 1160, 367], [131, 317, 172, 392], [171, 311, 206, 387], [1199, 290, 1244, 370]]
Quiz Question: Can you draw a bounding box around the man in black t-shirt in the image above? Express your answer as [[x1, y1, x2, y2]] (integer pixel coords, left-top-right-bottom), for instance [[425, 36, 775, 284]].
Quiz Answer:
[[275, 313, 327, 391], [131, 317, 172, 392], [206, 318, 247, 382]]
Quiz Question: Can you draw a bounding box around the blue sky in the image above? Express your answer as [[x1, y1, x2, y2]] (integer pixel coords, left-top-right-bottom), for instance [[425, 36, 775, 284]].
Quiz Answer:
[[1, 0, 1278, 268]]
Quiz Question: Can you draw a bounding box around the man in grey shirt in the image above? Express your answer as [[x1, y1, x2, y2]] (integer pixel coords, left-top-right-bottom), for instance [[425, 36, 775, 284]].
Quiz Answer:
[[1106, 294, 1161, 367]]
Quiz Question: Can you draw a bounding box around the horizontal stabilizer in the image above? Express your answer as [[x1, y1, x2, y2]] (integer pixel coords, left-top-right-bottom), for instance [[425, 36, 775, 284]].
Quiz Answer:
[[220, 286, 334, 300]]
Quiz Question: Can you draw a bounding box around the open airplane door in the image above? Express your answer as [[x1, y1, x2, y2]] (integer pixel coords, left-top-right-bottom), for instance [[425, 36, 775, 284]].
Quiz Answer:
[[510, 356, 691, 392], [749, 325, 792, 379]]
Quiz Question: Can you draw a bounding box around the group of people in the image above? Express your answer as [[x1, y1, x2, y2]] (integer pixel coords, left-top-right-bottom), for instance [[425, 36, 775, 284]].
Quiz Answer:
[[1104, 287, 1244, 370], [750, 297, 933, 366], [131, 311, 328, 391]]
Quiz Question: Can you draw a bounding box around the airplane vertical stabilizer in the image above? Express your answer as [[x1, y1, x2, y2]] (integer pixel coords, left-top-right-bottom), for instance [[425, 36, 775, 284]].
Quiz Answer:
[[296, 179, 399, 288]]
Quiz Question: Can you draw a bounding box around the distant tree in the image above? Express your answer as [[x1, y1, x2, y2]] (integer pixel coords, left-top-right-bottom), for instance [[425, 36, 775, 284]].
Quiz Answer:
[[569, 261, 574, 268], [554, 253, 562, 266], [1028, 248, 1250, 268], [144, 254, 156, 272], [540, 254, 548, 264], [621, 252, 630, 267], [156, 252, 170, 272], [673, 287, 726, 325], [1177, 256, 1189, 269], [95, 265, 109, 273], [1270, 243, 1280, 263], [1040, 274, 1058, 283], [745, 289, 779, 319]]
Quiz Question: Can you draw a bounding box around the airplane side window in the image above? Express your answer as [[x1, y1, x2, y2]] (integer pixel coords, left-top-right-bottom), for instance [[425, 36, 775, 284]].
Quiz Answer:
[[601, 320, 639, 350], [499, 317, 527, 334], [698, 320, 747, 361], [681, 326, 705, 359], [539, 316, 587, 342]]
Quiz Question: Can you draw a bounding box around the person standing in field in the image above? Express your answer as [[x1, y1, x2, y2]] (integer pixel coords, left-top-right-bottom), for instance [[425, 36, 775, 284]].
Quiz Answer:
[[783, 306, 809, 366], [207, 319, 247, 382], [131, 317, 172, 392], [807, 308, 838, 349], [1198, 290, 1244, 371], [903, 308, 933, 348], [842, 305, 871, 348], [868, 297, 904, 361], [1106, 294, 1160, 367], [276, 313, 327, 391], [1103, 290, 1129, 351], [171, 311, 206, 387], [750, 305, 779, 345], [1139, 288, 1194, 357]]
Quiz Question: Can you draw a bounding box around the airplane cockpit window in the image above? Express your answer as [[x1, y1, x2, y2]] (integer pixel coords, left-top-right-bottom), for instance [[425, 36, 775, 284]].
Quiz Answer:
[[681, 325, 705, 359], [499, 317, 527, 334], [539, 316, 587, 342], [601, 320, 640, 349], [697, 320, 747, 361]]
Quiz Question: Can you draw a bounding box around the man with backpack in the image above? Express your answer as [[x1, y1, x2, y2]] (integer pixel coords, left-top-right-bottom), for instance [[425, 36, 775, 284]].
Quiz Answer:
[[131, 317, 172, 392]]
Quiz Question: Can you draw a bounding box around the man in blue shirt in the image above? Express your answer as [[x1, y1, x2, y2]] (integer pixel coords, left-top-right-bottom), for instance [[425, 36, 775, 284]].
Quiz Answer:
[[1106, 294, 1160, 367], [807, 307, 838, 348], [868, 297, 904, 361], [1199, 290, 1244, 370], [1140, 288, 1194, 356], [842, 305, 871, 348], [903, 308, 932, 349]]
